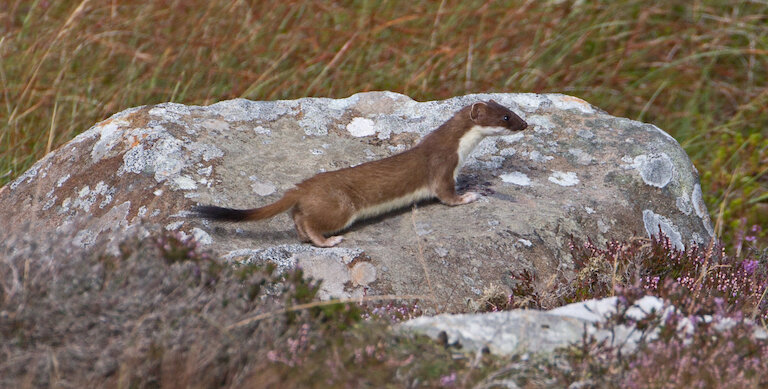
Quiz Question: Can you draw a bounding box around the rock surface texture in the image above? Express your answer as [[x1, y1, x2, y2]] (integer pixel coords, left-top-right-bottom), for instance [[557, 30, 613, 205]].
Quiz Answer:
[[0, 92, 713, 311], [400, 296, 665, 356], [399, 296, 767, 356]]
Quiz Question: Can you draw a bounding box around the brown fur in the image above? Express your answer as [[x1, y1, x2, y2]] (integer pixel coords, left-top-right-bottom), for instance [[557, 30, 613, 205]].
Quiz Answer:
[[194, 100, 527, 247]]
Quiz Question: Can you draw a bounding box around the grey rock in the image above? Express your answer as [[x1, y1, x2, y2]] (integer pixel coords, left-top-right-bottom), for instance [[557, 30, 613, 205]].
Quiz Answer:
[[0, 92, 713, 311], [400, 296, 666, 355], [400, 296, 767, 356]]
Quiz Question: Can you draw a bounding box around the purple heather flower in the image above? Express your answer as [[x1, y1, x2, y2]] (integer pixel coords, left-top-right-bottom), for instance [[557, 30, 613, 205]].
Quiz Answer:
[[743, 260, 758, 274], [440, 373, 457, 386]]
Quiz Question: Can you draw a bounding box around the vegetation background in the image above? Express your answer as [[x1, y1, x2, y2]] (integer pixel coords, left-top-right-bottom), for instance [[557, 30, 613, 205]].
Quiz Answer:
[[1, 0, 766, 247], [2, 1, 768, 387]]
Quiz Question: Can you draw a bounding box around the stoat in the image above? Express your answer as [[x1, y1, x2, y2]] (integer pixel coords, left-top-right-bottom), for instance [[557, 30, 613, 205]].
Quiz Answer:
[[194, 100, 527, 247]]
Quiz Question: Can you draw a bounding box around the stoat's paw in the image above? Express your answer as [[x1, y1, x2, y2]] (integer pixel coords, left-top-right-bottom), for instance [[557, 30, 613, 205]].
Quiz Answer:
[[460, 192, 481, 204], [324, 235, 344, 247]]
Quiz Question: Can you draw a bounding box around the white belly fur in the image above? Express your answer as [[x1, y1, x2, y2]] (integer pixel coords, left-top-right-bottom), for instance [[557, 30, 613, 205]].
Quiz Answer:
[[345, 186, 433, 228], [454, 125, 509, 178]]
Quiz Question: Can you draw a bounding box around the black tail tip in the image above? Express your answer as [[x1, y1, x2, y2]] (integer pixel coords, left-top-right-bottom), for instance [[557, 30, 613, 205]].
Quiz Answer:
[[192, 205, 250, 222]]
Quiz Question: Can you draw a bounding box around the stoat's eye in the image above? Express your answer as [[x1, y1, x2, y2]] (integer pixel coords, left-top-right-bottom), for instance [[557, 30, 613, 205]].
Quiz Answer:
[[503, 115, 510, 121]]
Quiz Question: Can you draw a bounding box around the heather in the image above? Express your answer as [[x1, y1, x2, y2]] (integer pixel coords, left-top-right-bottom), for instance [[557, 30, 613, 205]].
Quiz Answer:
[[2, 230, 768, 387], [550, 234, 768, 387]]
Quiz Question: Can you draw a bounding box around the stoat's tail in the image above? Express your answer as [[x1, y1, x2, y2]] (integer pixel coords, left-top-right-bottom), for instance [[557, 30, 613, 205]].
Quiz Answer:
[[194, 192, 298, 222]]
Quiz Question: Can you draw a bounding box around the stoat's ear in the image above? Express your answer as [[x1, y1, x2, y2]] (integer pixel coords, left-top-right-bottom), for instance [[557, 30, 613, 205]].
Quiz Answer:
[[470, 102, 486, 121]]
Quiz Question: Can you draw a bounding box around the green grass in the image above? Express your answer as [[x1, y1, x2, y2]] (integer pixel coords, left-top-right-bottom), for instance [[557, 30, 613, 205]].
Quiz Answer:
[[1, 0, 766, 246]]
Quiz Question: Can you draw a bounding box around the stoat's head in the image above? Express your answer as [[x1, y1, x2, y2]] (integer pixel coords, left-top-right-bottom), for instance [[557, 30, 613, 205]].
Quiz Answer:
[[469, 100, 527, 135]]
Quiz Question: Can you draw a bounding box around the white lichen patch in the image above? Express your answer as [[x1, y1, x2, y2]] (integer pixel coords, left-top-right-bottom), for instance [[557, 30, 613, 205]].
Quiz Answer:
[[298, 100, 346, 136], [517, 238, 533, 247], [120, 135, 185, 182], [249, 176, 276, 196], [69, 201, 132, 252], [197, 166, 213, 176], [703, 217, 714, 238], [9, 163, 40, 190], [69, 106, 144, 145], [346, 117, 377, 137], [70, 182, 114, 212], [56, 174, 71, 187], [96, 182, 116, 209], [73, 229, 97, 248], [568, 148, 594, 165], [548, 171, 579, 187], [527, 150, 554, 163], [549, 94, 596, 114], [116, 123, 223, 191], [584, 206, 595, 214], [620, 155, 635, 169], [500, 147, 517, 157], [191, 227, 213, 245], [185, 141, 224, 162], [632, 154, 675, 188], [691, 184, 707, 219], [642, 210, 684, 250], [511, 93, 546, 112], [43, 194, 57, 211], [149, 103, 191, 122], [253, 126, 271, 135], [414, 222, 433, 236], [500, 172, 532, 186], [90, 120, 126, 163], [224, 245, 363, 281], [370, 113, 427, 137], [526, 115, 555, 134], [328, 93, 360, 110], [375, 121, 392, 140], [499, 133, 525, 143], [166, 221, 184, 231], [676, 193, 693, 215], [210, 98, 294, 122], [59, 198, 72, 214], [173, 175, 197, 190]]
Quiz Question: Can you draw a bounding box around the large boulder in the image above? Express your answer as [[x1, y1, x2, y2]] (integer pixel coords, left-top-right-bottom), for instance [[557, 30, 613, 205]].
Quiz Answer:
[[0, 92, 713, 311]]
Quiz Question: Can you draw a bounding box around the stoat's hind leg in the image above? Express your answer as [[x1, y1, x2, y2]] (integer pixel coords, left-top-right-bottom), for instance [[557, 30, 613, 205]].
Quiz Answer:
[[302, 218, 344, 247], [292, 209, 346, 247], [291, 209, 311, 243]]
